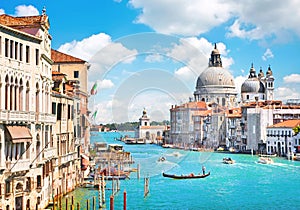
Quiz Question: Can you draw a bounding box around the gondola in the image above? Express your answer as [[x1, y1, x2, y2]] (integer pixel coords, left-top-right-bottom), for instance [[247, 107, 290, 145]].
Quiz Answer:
[[162, 171, 210, 179]]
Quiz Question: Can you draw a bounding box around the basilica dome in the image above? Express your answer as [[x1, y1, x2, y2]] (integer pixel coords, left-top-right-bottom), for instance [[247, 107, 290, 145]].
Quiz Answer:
[[241, 77, 265, 93], [241, 64, 265, 94], [196, 66, 235, 89]]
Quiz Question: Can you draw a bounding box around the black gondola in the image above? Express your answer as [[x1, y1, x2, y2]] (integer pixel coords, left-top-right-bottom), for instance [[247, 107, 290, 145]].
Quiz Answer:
[[162, 171, 210, 179]]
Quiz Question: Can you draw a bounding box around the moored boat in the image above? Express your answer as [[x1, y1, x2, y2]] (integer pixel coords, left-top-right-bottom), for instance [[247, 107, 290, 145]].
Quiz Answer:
[[162, 171, 210, 179]]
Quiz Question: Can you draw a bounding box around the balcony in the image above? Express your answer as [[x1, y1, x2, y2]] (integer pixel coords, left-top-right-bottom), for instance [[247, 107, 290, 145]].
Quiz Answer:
[[43, 147, 56, 159], [6, 159, 31, 173], [58, 152, 77, 166], [35, 113, 56, 124], [229, 124, 236, 129], [0, 110, 35, 123], [0, 110, 56, 124]]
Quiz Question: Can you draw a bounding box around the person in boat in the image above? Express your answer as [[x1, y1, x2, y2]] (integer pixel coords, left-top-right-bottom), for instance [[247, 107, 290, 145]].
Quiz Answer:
[[202, 165, 206, 175]]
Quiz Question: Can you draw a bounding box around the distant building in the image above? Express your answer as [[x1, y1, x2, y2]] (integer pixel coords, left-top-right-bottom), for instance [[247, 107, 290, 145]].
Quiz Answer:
[[266, 119, 300, 156], [170, 44, 300, 153], [194, 44, 237, 107], [170, 101, 210, 148], [51, 49, 91, 154], [135, 109, 166, 144], [241, 64, 275, 103]]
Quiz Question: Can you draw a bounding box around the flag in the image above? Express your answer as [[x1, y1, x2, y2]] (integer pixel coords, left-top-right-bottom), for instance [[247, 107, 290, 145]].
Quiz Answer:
[[90, 82, 98, 95], [92, 110, 98, 120]]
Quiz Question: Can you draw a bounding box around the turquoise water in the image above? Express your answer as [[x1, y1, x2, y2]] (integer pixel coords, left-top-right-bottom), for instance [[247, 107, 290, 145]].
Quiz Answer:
[[66, 132, 300, 210]]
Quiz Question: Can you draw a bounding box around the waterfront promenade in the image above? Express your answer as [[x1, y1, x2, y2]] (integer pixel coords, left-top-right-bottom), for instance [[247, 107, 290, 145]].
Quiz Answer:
[[61, 132, 300, 210]]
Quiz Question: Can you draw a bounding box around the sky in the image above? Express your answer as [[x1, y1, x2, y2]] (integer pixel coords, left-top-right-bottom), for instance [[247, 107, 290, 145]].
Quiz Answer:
[[1, 0, 300, 123]]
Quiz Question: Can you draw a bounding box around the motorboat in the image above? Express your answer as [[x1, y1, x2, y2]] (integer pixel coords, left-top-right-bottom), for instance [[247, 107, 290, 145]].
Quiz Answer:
[[223, 157, 235, 164], [258, 157, 274, 164]]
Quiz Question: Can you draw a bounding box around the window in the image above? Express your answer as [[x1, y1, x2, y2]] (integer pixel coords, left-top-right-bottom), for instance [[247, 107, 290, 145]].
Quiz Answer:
[[5, 38, 9, 57], [68, 104, 71, 119], [5, 181, 10, 194], [74, 70, 79, 78], [37, 175, 41, 188], [19, 43, 23, 61], [15, 42, 18, 60], [57, 103, 62, 120], [35, 49, 39, 65], [10, 40, 13, 58], [26, 45, 30, 63], [52, 102, 56, 114]]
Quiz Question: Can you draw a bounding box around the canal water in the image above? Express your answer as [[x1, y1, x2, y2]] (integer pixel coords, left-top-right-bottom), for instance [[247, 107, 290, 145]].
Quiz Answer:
[[64, 132, 300, 210]]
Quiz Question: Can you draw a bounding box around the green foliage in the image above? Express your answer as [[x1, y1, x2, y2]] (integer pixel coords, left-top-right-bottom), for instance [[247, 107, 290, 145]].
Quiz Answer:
[[102, 120, 168, 131], [293, 125, 300, 135]]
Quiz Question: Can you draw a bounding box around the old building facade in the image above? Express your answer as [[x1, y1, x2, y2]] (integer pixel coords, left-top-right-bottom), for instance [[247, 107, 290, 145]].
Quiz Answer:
[[0, 12, 56, 209]]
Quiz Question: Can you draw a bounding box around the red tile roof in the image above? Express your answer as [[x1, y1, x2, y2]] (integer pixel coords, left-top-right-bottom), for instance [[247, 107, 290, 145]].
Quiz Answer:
[[268, 120, 300, 128], [51, 49, 86, 63], [0, 14, 49, 36]]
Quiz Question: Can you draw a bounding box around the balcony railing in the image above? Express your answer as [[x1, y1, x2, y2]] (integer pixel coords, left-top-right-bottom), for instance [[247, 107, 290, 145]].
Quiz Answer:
[[58, 152, 77, 166], [6, 159, 31, 173], [43, 147, 57, 159], [0, 110, 56, 124]]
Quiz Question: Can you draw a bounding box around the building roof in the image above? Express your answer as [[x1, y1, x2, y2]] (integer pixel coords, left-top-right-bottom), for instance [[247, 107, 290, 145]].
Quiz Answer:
[[268, 120, 300, 128], [171, 101, 207, 111], [0, 14, 50, 36], [51, 49, 86, 63]]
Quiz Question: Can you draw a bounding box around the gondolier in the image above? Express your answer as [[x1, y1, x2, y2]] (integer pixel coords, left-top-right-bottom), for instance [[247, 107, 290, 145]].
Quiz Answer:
[[202, 166, 206, 175]]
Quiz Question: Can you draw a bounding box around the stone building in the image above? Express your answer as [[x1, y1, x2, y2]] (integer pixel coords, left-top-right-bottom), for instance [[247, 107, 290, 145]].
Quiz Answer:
[[135, 109, 167, 144], [266, 119, 300, 156], [0, 11, 56, 209], [51, 49, 90, 154], [241, 64, 275, 103]]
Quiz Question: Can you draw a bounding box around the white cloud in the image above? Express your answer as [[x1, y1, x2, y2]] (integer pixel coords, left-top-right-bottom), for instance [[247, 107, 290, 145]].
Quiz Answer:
[[275, 86, 300, 102], [58, 33, 138, 81], [262, 48, 274, 61], [0, 9, 5, 15], [169, 37, 234, 84], [58, 33, 112, 61], [130, 0, 232, 36], [145, 53, 164, 63], [234, 75, 248, 100], [129, 0, 300, 41], [15, 5, 39, 16], [283, 74, 300, 83], [98, 79, 114, 89]]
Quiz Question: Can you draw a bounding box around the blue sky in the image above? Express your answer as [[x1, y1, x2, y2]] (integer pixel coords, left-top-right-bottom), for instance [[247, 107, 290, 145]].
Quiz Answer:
[[1, 0, 300, 123]]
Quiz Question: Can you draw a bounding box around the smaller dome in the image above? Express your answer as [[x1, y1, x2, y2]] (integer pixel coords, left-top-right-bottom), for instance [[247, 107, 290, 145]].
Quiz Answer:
[[211, 43, 220, 55], [266, 66, 273, 76], [241, 78, 265, 93], [258, 68, 264, 78]]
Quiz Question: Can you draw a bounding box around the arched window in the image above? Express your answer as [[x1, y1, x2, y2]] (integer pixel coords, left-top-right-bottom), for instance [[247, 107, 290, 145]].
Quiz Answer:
[[5, 75, 9, 110], [26, 81, 30, 111], [19, 79, 23, 111], [14, 78, 18, 110], [10, 76, 13, 110], [36, 83, 40, 113]]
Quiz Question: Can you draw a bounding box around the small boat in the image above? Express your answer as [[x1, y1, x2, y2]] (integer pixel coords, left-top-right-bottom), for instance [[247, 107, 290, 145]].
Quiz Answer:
[[258, 154, 277, 158], [258, 157, 274, 164], [158, 156, 166, 162], [162, 171, 210, 179], [223, 157, 235, 164]]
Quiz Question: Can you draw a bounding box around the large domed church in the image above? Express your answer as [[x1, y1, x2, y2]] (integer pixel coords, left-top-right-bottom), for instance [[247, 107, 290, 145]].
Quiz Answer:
[[193, 44, 237, 107]]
